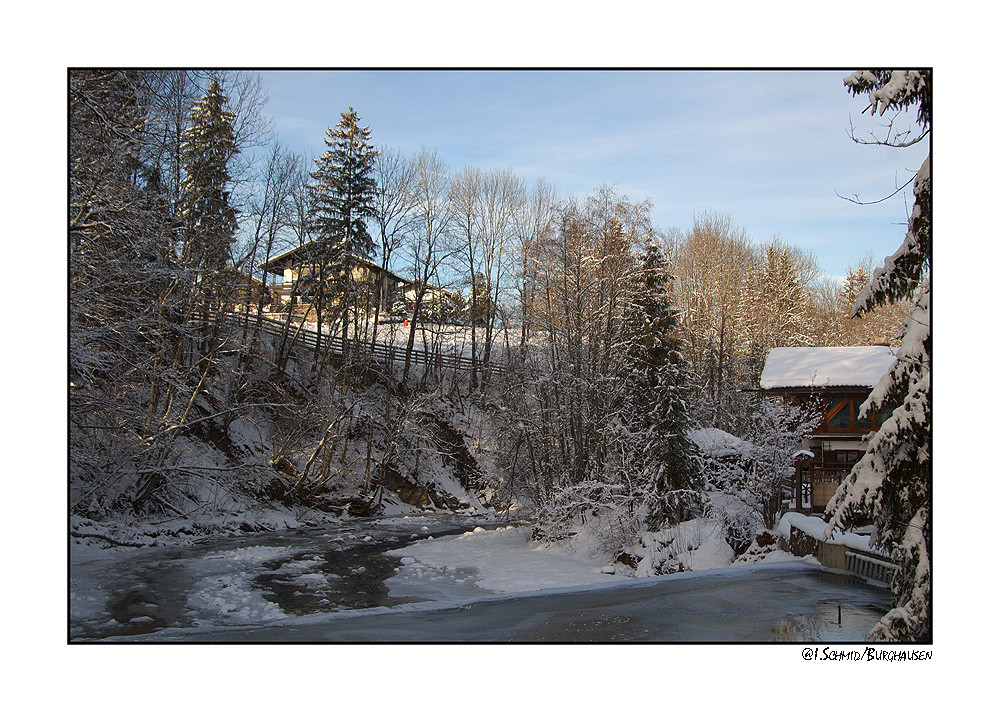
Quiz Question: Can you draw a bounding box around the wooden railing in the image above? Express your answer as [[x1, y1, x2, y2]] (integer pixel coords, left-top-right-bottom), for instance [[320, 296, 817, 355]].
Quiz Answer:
[[810, 465, 853, 484], [220, 313, 504, 376], [844, 550, 898, 585], [788, 522, 898, 586]]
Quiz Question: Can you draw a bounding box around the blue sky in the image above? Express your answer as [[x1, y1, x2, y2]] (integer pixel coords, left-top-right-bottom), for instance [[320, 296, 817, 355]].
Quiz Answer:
[[258, 69, 927, 281]]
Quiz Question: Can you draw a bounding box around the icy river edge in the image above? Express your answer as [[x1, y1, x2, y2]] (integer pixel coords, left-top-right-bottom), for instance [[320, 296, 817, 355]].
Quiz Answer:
[[70, 514, 890, 643]]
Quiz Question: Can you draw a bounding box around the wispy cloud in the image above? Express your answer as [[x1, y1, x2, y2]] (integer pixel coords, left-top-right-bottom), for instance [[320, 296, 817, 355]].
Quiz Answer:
[[257, 69, 921, 277]]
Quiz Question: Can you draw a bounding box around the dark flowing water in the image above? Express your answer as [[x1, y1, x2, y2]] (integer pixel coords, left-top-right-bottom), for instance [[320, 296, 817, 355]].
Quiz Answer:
[[70, 514, 501, 640]]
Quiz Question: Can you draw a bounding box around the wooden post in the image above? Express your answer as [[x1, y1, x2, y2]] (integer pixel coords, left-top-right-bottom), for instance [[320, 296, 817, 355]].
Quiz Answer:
[[795, 461, 803, 512]]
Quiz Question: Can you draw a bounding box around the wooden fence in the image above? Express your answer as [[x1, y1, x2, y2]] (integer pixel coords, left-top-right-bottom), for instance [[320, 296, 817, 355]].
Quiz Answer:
[[844, 550, 899, 585], [220, 313, 504, 376]]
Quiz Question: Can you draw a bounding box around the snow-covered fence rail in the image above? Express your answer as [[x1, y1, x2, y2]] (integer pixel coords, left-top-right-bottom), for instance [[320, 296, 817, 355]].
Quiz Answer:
[[844, 551, 898, 585], [216, 313, 504, 376], [787, 519, 897, 586]]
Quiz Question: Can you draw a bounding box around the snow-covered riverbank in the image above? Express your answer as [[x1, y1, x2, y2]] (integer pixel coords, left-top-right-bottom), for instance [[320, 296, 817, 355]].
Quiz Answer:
[[71, 512, 883, 643]]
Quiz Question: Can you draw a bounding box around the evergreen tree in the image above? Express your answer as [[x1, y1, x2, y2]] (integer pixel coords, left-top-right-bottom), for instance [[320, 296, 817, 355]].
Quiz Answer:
[[826, 70, 931, 642], [309, 107, 379, 262], [308, 108, 379, 338], [745, 239, 817, 358], [179, 76, 238, 280], [623, 243, 701, 527]]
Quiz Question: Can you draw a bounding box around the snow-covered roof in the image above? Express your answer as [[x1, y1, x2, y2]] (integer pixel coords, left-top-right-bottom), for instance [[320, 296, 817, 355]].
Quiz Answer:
[[688, 427, 753, 458], [759, 346, 896, 390]]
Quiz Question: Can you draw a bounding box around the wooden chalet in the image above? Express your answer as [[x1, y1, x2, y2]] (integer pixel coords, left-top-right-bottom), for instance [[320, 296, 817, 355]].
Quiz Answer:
[[759, 346, 896, 514], [395, 280, 464, 322], [258, 242, 408, 318], [225, 267, 270, 311], [194, 266, 271, 313]]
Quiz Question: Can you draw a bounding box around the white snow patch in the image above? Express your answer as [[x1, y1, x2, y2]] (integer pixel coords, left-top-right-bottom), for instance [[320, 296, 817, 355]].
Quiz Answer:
[[387, 526, 611, 601], [777, 512, 878, 554], [387, 518, 743, 605], [689, 427, 753, 458], [731, 548, 801, 566], [633, 518, 736, 577], [186, 546, 292, 625]]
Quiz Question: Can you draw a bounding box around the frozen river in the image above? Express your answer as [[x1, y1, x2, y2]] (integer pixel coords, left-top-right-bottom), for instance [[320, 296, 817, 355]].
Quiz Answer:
[[70, 515, 890, 643]]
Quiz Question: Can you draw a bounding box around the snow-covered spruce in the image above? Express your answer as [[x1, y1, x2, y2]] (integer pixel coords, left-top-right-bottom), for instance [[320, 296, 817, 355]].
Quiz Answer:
[[826, 69, 931, 642]]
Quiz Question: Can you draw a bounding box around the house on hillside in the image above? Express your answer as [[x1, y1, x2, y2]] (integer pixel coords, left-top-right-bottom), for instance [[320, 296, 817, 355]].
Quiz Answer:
[[195, 266, 271, 313], [759, 346, 896, 514], [396, 280, 464, 323], [258, 242, 408, 319]]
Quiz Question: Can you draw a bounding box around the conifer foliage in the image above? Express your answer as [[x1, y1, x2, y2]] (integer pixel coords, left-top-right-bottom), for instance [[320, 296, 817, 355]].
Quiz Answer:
[[305, 108, 379, 334], [309, 107, 379, 262], [180, 76, 238, 279], [826, 70, 931, 642], [622, 243, 701, 527]]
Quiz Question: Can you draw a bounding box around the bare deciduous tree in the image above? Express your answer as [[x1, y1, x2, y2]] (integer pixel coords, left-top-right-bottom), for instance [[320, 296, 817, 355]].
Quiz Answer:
[[670, 211, 755, 430], [401, 148, 457, 382], [370, 146, 419, 321]]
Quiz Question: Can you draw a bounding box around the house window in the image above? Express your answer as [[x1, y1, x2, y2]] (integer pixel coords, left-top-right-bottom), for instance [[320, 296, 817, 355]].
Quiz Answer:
[[825, 395, 879, 432], [826, 398, 851, 430], [834, 450, 860, 465]]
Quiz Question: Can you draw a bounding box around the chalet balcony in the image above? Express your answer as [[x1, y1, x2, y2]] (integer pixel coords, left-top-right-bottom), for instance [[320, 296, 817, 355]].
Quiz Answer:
[[810, 464, 853, 484], [794, 462, 855, 514]]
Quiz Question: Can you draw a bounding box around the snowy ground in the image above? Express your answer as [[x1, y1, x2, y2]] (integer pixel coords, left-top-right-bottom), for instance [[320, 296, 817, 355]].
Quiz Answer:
[[384, 519, 808, 606], [386, 526, 613, 602]]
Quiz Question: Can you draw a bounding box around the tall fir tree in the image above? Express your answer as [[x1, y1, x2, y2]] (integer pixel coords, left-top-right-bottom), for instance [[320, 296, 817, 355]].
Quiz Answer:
[[307, 108, 379, 337], [179, 76, 238, 279], [309, 107, 379, 263], [825, 70, 931, 642], [836, 255, 912, 347], [624, 242, 701, 527]]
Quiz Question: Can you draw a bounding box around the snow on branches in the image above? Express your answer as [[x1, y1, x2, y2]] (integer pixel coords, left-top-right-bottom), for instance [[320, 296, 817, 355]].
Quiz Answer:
[[845, 70, 931, 127], [827, 69, 931, 642]]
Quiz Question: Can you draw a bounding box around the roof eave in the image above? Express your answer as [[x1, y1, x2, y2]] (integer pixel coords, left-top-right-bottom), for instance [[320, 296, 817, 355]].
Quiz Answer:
[[757, 384, 877, 394]]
